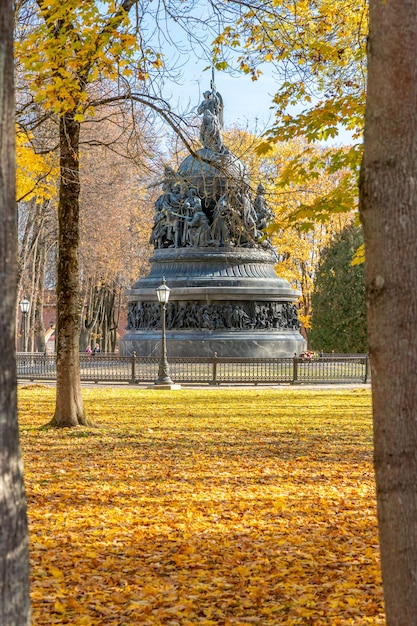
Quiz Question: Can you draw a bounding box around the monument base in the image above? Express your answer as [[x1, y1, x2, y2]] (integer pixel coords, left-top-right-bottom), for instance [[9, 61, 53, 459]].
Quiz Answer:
[[120, 246, 307, 359], [121, 329, 305, 358]]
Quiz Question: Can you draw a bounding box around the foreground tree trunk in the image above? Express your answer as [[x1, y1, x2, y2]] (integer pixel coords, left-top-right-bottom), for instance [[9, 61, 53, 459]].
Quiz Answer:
[[0, 0, 31, 621], [34, 0, 139, 427], [360, 3, 417, 623], [49, 113, 89, 427]]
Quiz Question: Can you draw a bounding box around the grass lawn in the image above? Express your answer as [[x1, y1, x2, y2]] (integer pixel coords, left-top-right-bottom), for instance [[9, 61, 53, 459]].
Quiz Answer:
[[18, 386, 384, 625]]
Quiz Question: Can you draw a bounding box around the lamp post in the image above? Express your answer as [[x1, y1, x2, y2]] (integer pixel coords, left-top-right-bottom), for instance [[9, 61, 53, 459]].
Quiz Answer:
[[155, 277, 174, 385], [50, 321, 55, 353], [19, 296, 30, 353]]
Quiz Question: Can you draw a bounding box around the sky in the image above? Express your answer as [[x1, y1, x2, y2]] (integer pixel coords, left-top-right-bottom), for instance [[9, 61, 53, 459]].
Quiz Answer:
[[144, 11, 355, 148], [163, 63, 354, 147], [165, 66, 279, 132]]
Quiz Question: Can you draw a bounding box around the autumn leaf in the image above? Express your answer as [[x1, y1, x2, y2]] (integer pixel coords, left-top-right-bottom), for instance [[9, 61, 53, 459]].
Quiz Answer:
[[19, 386, 384, 625]]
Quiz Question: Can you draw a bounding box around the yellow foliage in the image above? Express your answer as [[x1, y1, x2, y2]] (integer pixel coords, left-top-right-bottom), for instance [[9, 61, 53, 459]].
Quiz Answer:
[[217, 0, 367, 220], [16, 128, 58, 202], [15, 1, 148, 117], [219, 130, 354, 328], [351, 243, 365, 266], [19, 386, 384, 625]]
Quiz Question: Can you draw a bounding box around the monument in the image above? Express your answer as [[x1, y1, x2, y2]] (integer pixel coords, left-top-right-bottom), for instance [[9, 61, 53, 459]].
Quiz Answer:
[[120, 80, 306, 358]]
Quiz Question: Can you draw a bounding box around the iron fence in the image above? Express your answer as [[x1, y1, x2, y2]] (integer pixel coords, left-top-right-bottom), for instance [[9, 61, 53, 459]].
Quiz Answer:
[[16, 353, 370, 385]]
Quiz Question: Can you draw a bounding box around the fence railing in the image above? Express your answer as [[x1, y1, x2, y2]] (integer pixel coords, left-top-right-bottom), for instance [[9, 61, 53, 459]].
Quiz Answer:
[[16, 353, 370, 386]]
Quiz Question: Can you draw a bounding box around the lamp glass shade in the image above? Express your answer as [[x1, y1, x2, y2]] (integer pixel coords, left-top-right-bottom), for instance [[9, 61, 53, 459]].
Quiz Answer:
[[19, 297, 30, 314], [156, 278, 170, 304]]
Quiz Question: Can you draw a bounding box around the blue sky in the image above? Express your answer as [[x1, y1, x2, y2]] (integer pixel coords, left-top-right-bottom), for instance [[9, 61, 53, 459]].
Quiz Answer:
[[163, 63, 354, 147], [165, 66, 278, 132], [145, 11, 355, 148]]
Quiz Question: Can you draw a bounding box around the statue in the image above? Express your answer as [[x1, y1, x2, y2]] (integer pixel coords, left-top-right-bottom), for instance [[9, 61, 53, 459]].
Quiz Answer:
[[155, 167, 180, 213], [122, 79, 305, 361], [240, 192, 259, 241], [211, 194, 231, 247], [149, 80, 276, 252], [254, 183, 274, 231], [182, 188, 202, 246], [186, 205, 211, 247], [197, 77, 228, 154], [149, 210, 169, 248], [150, 167, 185, 248]]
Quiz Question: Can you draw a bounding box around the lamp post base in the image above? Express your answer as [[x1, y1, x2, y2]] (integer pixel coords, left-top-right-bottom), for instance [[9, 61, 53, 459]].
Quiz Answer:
[[148, 383, 182, 390]]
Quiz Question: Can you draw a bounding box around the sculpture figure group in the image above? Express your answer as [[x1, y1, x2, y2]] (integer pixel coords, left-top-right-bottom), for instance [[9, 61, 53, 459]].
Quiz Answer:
[[149, 80, 275, 251], [150, 179, 274, 250], [127, 300, 301, 332], [150, 183, 210, 249], [126, 78, 303, 358]]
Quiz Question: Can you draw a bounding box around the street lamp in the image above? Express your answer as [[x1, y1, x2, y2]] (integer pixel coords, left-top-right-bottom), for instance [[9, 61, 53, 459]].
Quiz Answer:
[[19, 296, 30, 353], [50, 321, 55, 353], [155, 277, 174, 386]]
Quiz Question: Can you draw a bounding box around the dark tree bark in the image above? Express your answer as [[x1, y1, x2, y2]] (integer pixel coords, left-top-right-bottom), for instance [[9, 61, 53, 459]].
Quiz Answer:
[[49, 113, 90, 426], [18, 198, 57, 353], [37, 0, 139, 427], [0, 0, 31, 622], [80, 282, 121, 352], [33, 236, 47, 353], [360, 3, 417, 624]]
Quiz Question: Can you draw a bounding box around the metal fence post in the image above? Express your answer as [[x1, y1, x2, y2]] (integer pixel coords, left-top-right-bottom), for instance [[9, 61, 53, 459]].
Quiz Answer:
[[292, 354, 299, 384], [211, 352, 218, 385], [130, 351, 137, 384], [364, 355, 370, 383]]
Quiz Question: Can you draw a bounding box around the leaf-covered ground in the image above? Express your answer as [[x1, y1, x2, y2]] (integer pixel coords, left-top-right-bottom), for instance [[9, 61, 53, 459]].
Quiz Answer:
[[18, 386, 384, 625]]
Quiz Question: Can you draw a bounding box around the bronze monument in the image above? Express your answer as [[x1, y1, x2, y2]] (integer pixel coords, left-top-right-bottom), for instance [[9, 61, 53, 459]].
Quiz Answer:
[[120, 81, 306, 357]]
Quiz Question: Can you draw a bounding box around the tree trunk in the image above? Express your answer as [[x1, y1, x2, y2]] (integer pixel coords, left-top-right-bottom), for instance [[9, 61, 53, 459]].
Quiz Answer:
[[34, 238, 47, 353], [49, 113, 89, 427], [360, 3, 417, 623], [0, 0, 31, 622]]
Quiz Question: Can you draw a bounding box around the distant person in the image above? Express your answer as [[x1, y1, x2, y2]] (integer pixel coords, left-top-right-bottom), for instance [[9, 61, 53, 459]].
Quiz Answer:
[[85, 345, 92, 356], [93, 343, 101, 354]]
